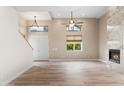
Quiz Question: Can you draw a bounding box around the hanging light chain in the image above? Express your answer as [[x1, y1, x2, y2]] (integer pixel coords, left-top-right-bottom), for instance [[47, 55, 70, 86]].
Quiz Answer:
[[31, 16, 39, 27]]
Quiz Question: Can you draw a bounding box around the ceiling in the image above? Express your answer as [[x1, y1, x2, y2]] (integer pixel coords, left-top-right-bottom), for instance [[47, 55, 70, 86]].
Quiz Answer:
[[13, 6, 108, 20]]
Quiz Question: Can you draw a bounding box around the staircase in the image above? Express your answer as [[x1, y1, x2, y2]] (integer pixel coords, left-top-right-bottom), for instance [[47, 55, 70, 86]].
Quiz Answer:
[[18, 31, 33, 50]]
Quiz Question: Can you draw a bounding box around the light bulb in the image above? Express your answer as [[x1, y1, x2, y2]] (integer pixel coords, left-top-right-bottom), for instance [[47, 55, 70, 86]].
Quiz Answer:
[[70, 20, 74, 24]]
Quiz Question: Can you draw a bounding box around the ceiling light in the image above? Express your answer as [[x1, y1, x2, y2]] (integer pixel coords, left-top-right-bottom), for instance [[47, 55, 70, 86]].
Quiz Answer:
[[69, 19, 75, 24], [31, 16, 39, 27]]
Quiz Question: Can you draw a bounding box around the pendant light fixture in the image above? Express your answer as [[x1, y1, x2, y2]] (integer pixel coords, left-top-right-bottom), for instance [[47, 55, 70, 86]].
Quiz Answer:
[[61, 11, 84, 26], [31, 16, 39, 28], [69, 11, 75, 27]]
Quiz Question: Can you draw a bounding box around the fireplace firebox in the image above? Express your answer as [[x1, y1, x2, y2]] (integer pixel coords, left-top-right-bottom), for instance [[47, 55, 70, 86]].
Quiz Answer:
[[109, 49, 120, 64]]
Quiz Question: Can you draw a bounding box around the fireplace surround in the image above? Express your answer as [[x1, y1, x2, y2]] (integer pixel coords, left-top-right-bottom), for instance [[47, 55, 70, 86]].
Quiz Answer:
[[109, 49, 120, 64]]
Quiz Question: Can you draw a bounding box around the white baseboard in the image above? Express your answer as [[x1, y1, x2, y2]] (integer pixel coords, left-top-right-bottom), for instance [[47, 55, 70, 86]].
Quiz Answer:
[[1, 64, 33, 86], [98, 59, 108, 63], [49, 59, 99, 62]]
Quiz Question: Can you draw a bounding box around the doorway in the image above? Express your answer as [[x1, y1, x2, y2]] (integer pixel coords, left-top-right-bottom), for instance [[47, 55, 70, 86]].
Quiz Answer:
[[28, 35, 49, 61]]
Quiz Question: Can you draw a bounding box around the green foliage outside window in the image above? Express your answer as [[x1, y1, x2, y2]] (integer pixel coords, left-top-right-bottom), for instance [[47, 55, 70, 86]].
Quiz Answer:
[[75, 42, 81, 50], [66, 42, 82, 51], [66, 42, 74, 51]]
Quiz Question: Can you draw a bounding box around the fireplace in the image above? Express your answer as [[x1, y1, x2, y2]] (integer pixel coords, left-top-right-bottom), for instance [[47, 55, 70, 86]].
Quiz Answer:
[[109, 49, 120, 64]]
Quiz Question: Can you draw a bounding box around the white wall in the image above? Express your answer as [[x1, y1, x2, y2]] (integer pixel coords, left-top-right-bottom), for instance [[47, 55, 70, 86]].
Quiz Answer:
[[0, 7, 33, 85]]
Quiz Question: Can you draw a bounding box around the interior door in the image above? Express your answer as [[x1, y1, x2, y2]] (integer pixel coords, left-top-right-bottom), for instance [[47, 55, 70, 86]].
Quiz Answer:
[[28, 35, 49, 61]]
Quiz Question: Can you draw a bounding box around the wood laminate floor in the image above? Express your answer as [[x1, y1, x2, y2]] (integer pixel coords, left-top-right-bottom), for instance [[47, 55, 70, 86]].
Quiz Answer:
[[9, 61, 124, 86]]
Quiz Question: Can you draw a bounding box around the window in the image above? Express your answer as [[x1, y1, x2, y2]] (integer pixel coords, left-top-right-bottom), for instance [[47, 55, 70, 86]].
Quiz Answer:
[[66, 42, 82, 51], [66, 42, 74, 51], [28, 26, 48, 32], [66, 25, 81, 31], [75, 42, 81, 50], [66, 35, 82, 51]]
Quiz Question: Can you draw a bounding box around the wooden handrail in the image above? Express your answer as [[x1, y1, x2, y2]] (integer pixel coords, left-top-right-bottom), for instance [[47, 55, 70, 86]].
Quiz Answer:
[[18, 31, 33, 50]]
